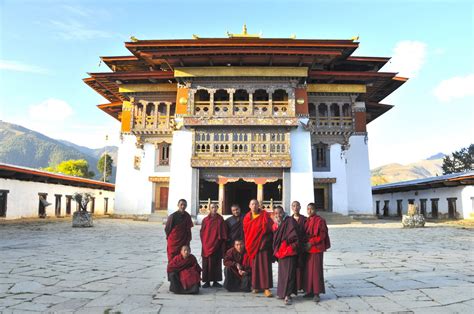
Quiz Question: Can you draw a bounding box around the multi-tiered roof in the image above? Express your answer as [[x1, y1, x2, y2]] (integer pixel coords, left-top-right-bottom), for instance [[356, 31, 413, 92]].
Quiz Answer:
[[84, 33, 407, 122]]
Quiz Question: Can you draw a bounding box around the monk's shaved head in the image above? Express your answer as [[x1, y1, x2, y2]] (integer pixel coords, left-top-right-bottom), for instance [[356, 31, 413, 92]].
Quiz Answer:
[[274, 206, 286, 223], [307, 203, 317, 216], [249, 199, 259, 214], [180, 245, 190, 258], [210, 203, 218, 215], [291, 201, 301, 216], [234, 239, 244, 252], [177, 199, 187, 212]]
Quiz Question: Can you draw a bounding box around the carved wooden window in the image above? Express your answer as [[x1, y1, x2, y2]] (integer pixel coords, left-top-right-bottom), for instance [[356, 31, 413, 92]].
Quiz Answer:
[[157, 143, 170, 166], [312, 143, 330, 171], [330, 103, 340, 117], [308, 103, 316, 117], [254, 89, 269, 101], [342, 103, 351, 116]]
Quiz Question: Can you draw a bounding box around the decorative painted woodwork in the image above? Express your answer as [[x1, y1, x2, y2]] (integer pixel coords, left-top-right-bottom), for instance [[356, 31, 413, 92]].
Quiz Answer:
[[174, 67, 308, 78]]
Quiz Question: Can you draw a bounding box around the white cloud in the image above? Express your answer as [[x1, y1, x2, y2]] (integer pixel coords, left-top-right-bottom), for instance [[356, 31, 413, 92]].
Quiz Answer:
[[433, 74, 474, 102], [50, 19, 113, 40], [0, 59, 50, 74], [381, 40, 427, 78], [28, 99, 74, 122]]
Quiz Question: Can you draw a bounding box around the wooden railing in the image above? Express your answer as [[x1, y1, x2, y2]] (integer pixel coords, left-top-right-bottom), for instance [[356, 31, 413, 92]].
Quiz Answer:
[[192, 100, 291, 117]]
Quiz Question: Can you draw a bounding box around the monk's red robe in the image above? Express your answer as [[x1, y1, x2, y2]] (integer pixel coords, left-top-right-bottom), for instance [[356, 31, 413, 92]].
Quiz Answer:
[[292, 214, 307, 291], [165, 210, 193, 262], [225, 215, 244, 250], [200, 213, 227, 282], [273, 216, 300, 299], [223, 247, 251, 292], [304, 214, 331, 295], [167, 254, 201, 293], [243, 210, 274, 290]]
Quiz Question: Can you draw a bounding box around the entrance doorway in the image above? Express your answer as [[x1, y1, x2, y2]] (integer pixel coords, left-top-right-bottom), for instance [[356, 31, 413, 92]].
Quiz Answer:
[[154, 184, 169, 211], [38, 193, 48, 218], [314, 184, 331, 211], [225, 179, 257, 215]]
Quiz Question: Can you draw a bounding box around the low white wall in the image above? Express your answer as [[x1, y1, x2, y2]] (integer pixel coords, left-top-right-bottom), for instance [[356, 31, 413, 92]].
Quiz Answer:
[[372, 185, 472, 218], [0, 178, 115, 220], [289, 122, 315, 212]]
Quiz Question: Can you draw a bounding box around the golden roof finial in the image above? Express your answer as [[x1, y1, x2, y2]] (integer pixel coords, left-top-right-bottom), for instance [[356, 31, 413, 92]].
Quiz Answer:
[[227, 24, 261, 38]]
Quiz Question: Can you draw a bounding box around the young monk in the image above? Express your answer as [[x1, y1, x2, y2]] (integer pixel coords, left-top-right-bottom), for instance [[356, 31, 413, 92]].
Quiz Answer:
[[291, 200, 307, 292], [200, 203, 227, 288], [165, 199, 193, 262], [243, 199, 274, 297], [223, 239, 251, 292], [273, 206, 300, 305], [304, 203, 331, 303], [167, 245, 201, 294], [225, 204, 244, 250]]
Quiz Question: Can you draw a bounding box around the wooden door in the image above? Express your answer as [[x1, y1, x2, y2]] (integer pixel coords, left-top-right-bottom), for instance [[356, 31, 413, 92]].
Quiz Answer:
[[159, 187, 169, 210]]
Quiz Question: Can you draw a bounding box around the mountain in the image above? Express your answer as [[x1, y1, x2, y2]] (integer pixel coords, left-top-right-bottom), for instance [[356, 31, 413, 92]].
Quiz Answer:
[[58, 140, 118, 166], [0, 121, 117, 182], [371, 156, 444, 186]]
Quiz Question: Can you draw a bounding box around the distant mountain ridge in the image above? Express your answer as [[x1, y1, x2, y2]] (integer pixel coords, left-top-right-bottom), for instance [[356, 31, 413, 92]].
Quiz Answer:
[[371, 154, 445, 186], [0, 121, 117, 182]]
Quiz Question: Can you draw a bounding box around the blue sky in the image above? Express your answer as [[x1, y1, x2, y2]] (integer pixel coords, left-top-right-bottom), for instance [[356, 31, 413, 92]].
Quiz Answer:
[[0, 0, 472, 168]]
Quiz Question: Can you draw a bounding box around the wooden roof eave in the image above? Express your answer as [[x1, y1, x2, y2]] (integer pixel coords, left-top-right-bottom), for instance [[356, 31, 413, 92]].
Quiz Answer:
[[83, 78, 120, 103], [97, 102, 122, 121]]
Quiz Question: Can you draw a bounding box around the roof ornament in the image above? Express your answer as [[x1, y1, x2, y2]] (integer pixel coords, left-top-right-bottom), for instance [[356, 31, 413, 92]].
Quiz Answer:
[[351, 35, 359, 41], [227, 24, 261, 38], [130, 36, 139, 42]]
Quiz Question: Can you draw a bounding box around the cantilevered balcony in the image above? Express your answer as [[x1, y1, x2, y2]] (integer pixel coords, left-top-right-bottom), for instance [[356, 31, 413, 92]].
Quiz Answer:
[[131, 102, 176, 134]]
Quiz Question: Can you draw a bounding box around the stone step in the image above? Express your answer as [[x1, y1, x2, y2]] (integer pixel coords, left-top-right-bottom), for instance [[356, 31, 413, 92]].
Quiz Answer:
[[148, 212, 168, 223], [316, 211, 357, 225]]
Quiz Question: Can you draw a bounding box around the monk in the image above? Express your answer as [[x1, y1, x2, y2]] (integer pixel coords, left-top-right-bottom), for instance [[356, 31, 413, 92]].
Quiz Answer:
[[243, 199, 274, 297], [273, 206, 300, 305], [200, 203, 227, 288], [225, 204, 244, 250], [167, 245, 201, 294], [223, 239, 251, 292], [304, 203, 331, 303], [165, 199, 193, 262], [291, 200, 307, 292]]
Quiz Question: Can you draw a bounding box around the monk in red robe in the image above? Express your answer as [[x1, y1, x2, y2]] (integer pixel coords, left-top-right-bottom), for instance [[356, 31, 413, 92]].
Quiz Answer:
[[291, 200, 307, 292], [167, 245, 201, 294], [165, 199, 193, 262], [223, 239, 251, 292], [243, 199, 274, 297], [304, 202, 331, 303], [225, 204, 244, 250], [273, 206, 300, 305], [200, 203, 227, 288]]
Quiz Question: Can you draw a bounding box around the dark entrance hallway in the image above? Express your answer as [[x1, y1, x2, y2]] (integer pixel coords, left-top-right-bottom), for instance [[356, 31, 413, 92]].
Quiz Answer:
[[225, 179, 256, 215]]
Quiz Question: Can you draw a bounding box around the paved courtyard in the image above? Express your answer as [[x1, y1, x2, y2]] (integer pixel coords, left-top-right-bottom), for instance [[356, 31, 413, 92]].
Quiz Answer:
[[0, 218, 473, 313]]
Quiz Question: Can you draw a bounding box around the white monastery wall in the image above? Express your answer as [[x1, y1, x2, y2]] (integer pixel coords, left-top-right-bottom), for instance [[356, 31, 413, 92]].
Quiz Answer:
[[0, 178, 114, 220]]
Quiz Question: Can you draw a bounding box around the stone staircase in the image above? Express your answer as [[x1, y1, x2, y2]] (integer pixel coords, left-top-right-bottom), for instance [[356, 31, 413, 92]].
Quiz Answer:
[[316, 211, 358, 225]]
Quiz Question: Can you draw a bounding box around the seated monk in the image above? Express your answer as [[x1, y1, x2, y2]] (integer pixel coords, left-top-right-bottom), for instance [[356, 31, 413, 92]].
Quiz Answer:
[[167, 245, 201, 294], [223, 239, 251, 292]]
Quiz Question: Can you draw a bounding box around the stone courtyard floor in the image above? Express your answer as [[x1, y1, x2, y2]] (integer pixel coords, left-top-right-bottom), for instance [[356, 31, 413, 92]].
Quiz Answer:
[[0, 218, 473, 313]]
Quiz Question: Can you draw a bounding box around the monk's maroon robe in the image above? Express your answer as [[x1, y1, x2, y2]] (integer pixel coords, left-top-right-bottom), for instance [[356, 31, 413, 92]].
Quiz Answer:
[[165, 210, 193, 262], [273, 216, 300, 299], [292, 214, 307, 291], [225, 215, 244, 250], [200, 213, 227, 282], [167, 254, 201, 294], [243, 210, 274, 290], [304, 215, 331, 295], [223, 247, 251, 292]]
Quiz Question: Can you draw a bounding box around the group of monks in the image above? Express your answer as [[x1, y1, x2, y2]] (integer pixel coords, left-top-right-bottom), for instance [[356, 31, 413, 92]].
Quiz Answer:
[[165, 198, 330, 305]]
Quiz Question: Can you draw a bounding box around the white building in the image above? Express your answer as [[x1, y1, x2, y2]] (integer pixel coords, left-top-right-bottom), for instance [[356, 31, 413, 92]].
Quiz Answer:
[[372, 171, 474, 219], [0, 163, 115, 220], [84, 30, 407, 218]]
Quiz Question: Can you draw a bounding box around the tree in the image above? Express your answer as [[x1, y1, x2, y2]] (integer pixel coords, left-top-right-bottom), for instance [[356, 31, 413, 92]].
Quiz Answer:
[[43, 159, 95, 178], [97, 153, 113, 182], [442, 144, 474, 174]]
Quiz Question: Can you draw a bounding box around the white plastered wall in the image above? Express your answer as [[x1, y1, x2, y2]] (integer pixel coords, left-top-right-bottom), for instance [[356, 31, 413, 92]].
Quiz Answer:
[[289, 120, 315, 212], [0, 178, 115, 220], [345, 135, 373, 215]]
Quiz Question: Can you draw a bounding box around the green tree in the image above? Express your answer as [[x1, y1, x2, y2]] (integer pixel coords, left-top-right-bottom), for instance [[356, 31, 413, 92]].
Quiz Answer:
[[43, 159, 95, 178], [442, 144, 474, 174], [97, 153, 113, 182]]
